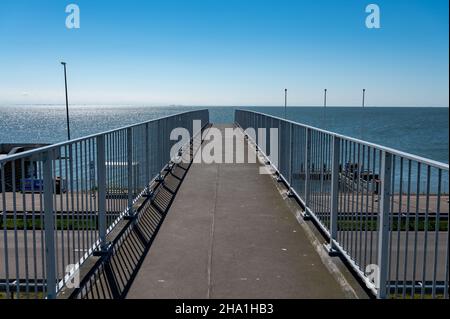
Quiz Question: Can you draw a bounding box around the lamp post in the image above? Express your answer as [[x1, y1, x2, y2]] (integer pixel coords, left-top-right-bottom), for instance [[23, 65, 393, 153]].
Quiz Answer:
[[361, 89, 366, 140], [284, 88, 287, 119], [323, 89, 328, 130], [61, 62, 71, 140], [362, 88, 366, 108]]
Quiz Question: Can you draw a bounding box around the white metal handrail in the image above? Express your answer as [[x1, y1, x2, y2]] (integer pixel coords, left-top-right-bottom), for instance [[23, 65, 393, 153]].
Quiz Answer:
[[236, 109, 449, 299], [0, 109, 209, 299]]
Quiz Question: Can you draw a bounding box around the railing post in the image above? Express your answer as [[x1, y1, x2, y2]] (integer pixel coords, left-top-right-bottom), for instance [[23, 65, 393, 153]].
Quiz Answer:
[[145, 123, 150, 192], [277, 120, 282, 182], [377, 150, 392, 299], [43, 150, 56, 299], [288, 122, 294, 196], [303, 128, 311, 218], [127, 127, 134, 217], [255, 115, 258, 147], [157, 120, 162, 172], [96, 135, 108, 251], [326, 135, 340, 255], [265, 116, 269, 156]]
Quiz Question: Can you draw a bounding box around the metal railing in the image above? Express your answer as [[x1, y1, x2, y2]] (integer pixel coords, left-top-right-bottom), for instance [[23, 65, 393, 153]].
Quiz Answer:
[[235, 109, 449, 299], [0, 109, 209, 299]]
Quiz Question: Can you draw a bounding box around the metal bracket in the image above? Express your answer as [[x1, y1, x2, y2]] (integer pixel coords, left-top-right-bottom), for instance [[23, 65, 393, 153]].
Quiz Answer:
[[301, 211, 311, 220], [143, 189, 156, 200], [155, 174, 164, 183], [124, 211, 137, 221], [93, 242, 113, 257], [164, 163, 174, 172], [323, 243, 340, 257]]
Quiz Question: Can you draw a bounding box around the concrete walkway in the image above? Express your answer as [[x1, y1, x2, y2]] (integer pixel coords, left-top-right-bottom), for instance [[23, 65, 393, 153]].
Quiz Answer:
[[126, 125, 352, 299]]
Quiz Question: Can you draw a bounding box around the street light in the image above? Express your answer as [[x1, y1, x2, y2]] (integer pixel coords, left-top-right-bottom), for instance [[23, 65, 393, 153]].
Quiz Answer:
[[362, 88, 366, 108], [61, 62, 71, 140], [361, 89, 366, 140], [323, 89, 328, 130], [284, 88, 287, 119]]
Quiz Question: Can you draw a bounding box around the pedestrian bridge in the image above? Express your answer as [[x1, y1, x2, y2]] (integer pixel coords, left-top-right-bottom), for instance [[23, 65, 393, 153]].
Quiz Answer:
[[0, 110, 448, 299]]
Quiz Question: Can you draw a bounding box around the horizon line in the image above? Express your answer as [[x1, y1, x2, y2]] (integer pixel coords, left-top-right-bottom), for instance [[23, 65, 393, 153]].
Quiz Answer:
[[0, 104, 449, 108]]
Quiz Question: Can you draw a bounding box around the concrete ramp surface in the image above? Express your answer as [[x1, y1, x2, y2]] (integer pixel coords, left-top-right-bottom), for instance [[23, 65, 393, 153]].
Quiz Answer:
[[126, 125, 353, 299]]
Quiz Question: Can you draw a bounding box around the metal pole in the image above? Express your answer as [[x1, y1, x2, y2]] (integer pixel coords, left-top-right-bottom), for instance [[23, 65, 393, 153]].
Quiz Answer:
[[361, 89, 366, 140], [362, 89, 366, 108], [377, 151, 392, 299], [127, 127, 133, 217], [323, 89, 327, 130], [288, 122, 294, 193], [43, 151, 56, 298], [327, 135, 340, 255], [284, 89, 287, 119], [61, 62, 71, 140], [96, 135, 107, 250], [145, 123, 150, 192], [303, 128, 311, 218]]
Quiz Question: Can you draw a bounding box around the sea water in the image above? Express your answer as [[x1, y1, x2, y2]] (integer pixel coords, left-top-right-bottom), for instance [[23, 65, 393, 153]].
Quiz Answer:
[[0, 105, 448, 163]]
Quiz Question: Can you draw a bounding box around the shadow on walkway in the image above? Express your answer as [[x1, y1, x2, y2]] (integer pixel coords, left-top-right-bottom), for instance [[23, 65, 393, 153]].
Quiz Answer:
[[62, 130, 206, 299]]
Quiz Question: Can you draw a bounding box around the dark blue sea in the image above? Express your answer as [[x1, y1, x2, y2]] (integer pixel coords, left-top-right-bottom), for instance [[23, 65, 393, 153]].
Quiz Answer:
[[0, 105, 448, 163]]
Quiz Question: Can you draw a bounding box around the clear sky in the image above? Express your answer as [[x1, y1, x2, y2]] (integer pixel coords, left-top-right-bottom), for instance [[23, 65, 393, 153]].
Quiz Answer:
[[0, 0, 448, 107]]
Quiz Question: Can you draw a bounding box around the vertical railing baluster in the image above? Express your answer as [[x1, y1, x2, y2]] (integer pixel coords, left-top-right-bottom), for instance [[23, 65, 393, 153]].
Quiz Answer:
[[145, 123, 150, 192], [127, 127, 133, 217], [96, 135, 107, 251], [1, 163, 10, 299], [327, 135, 340, 255], [304, 128, 311, 217], [377, 151, 392, 299], [278, 120, 281, 177], [43, 150, 56, 299], [288, 122, 294, 195]]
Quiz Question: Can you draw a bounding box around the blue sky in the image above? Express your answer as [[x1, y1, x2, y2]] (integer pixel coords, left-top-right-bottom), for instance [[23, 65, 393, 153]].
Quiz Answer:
[[0, 0, 448, 106]]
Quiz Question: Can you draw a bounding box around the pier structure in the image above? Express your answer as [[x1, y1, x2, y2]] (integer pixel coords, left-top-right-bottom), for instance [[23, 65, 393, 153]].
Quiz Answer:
[[0, 109, 448, 299]]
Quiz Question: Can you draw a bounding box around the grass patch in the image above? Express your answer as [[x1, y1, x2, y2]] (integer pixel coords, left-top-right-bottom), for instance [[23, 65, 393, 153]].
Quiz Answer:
[[389, 293, 446, 299], [0, 217, 97, 230], [0, 291, 45, 299], [337, 219, 448, 232], [1, 217, 447, 232]]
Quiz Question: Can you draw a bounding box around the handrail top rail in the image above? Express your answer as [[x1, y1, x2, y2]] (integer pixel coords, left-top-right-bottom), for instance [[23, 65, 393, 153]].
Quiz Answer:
[[236, 108, 449, 171], [0, 109, 209, 164]]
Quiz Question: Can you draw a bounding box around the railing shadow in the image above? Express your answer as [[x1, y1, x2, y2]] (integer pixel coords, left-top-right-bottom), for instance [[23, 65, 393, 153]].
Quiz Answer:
[[62, 129, 208, 299]]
